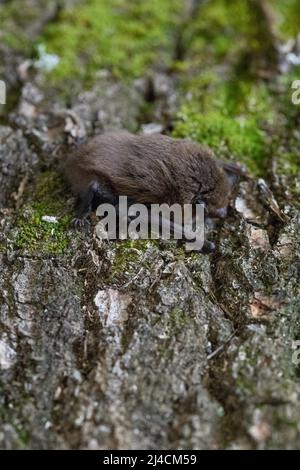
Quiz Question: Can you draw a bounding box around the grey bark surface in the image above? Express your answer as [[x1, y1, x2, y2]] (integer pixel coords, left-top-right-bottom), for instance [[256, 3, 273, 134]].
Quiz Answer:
[[0, 0, 300, 450]]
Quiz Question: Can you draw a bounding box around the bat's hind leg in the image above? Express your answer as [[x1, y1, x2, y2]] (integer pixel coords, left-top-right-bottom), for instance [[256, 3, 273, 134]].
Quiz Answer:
[[73, 181, 118, 228], [73, 183, 96, 228]]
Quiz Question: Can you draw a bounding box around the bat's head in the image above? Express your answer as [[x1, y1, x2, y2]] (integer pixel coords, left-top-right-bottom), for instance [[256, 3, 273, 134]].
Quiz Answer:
[[193, 165, 231, 218], [191, 153, 248, 219]]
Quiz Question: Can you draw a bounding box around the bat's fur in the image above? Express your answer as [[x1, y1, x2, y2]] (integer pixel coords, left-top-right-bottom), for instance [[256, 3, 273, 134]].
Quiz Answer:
[[65, 131, 232, 219]]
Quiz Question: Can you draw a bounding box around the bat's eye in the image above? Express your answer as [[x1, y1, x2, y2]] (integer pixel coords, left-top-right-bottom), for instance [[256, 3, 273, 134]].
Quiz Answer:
[[193, 195, 206, 207]]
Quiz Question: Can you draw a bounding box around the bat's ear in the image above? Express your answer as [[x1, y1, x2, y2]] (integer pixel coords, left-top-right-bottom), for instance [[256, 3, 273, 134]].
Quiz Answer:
[[218, 160, 249, 187]]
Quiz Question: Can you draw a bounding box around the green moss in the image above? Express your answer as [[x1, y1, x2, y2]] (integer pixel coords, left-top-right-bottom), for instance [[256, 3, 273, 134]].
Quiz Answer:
[[113, 239, 144, 269], [277, 151, 300, 178], [179, 0, 282, 77], [14, 172, 71, 254], [173, 0, 278, 175], [39, 0, 182, 86], [172, 0, 300, 180], [173, 105, 266, 173], [109, 239, 155, 280], [186, 0, 255, 60], [15, 427, 30, 447], [0, 0, 49, 52], [171, 0, 284, 175], [271, 0, 300, 39]]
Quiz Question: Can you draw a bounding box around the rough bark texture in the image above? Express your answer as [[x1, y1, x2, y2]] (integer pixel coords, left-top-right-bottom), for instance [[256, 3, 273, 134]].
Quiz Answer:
[[0, 0, 300, 449]]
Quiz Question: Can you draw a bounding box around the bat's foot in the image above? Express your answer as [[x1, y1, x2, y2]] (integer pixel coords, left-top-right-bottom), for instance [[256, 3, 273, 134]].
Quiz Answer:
[[72, 216, 91, 229]]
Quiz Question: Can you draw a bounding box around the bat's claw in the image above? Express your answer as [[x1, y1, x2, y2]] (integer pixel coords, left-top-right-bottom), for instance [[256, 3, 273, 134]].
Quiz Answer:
[[72, 217, 90, 229]]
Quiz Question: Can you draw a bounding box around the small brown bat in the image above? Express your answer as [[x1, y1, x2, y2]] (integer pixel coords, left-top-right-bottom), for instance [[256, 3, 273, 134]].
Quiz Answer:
[[64, 131, 245, 252]]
